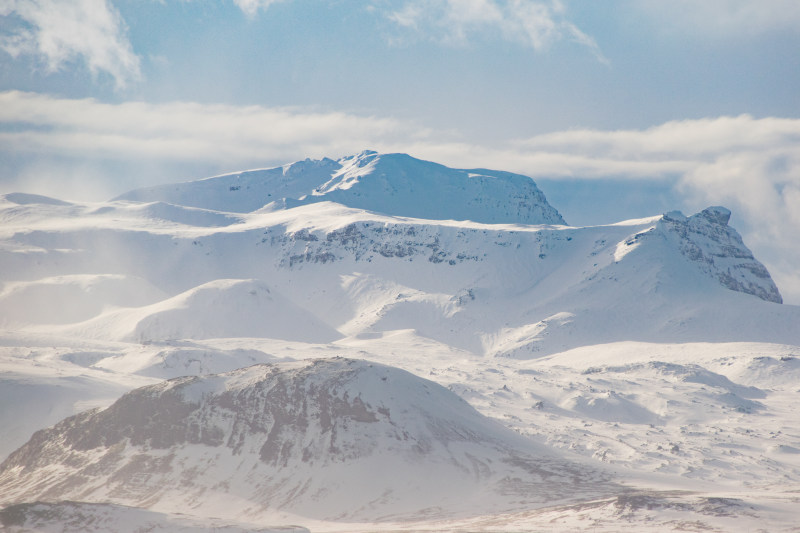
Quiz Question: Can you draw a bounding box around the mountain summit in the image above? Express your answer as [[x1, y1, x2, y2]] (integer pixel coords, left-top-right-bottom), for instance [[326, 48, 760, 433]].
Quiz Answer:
[[115, 151, 566, 225]]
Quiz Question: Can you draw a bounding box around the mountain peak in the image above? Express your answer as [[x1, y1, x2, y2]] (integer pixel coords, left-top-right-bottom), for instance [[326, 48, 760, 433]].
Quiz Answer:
[[699, 206, 731, 226], [290, 151, 568, 225], [658, 206, 782, 303]]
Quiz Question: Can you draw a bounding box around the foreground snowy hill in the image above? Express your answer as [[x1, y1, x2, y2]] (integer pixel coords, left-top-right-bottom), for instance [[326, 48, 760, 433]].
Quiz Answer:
[[0, 152, 798, 531], [0, 358, 615, 522]]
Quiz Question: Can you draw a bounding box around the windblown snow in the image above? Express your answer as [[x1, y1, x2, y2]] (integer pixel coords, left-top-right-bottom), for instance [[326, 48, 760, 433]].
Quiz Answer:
[[1, 151, 798, 532]]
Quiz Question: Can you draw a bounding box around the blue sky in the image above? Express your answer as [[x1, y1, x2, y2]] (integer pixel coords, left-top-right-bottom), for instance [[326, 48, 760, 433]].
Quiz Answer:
[[1, 0, 800, 302]]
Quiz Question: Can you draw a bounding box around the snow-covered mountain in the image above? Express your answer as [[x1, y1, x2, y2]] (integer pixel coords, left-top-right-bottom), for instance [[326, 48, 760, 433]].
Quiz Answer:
[[0, 358, 614, 522], [1, 152, 798, 532], [115, 150, 567, 225]]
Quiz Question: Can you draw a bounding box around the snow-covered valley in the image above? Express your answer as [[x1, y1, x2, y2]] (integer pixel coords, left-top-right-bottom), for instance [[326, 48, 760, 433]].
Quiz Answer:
[[1, 152, 798, 532]]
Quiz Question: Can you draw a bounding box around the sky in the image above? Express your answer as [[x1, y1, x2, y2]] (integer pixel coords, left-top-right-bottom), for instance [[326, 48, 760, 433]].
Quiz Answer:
[[1, 0, 799, 303]]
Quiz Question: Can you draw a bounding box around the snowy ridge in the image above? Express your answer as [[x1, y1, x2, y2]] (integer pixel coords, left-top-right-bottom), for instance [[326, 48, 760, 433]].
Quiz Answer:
[[0, 358, 614, 522]]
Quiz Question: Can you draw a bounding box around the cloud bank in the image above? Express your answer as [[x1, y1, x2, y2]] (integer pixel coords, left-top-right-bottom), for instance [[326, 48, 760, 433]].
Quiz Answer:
[[0, 91, 422, 164]]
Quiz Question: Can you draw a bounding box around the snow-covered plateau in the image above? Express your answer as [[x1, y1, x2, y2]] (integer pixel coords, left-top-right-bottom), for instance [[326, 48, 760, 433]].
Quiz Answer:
[[1, 151, 798, 532]]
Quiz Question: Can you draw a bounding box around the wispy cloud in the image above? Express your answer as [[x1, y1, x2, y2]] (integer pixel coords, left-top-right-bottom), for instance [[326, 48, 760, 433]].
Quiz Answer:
[[2, 91, 798, 301], [231, 0, 286, 17], [0, 0, 140, 89], [386, 0, 607, 62]]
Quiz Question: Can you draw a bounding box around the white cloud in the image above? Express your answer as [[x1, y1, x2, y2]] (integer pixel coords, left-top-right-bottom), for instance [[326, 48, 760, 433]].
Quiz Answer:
[[386, 0, 606, 61], [1, 91, 798, 302], [512, 116, 800, 166], [0, 0, 140, 89], [0, 90, 425, 165], [2, 92, 797, 188], [231, 0, 285, 17]]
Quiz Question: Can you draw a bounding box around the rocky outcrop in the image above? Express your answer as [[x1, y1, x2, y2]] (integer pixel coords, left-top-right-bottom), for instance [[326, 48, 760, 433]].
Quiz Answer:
[[659, 207, 782, 303]]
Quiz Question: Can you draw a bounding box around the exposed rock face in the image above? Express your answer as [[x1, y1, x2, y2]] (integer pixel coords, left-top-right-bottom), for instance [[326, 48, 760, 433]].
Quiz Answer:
[[115, 151, 567, 225], [659, 207, 782, 303], [0, 359, 614, 521], [271, 220, 486, 267]]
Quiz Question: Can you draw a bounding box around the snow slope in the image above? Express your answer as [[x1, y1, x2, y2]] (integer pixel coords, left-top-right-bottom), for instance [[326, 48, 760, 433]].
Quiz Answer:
[[50, 278, 340, 344], [0, 274, 166, 326], [0, 338, 159, 461]]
